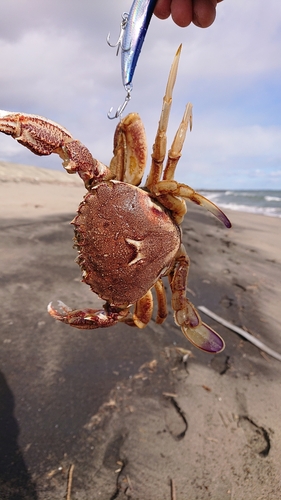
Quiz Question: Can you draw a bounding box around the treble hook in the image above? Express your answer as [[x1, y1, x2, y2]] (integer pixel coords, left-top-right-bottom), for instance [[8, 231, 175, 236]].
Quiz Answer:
[[107, 86, 132, 120], [107, 13, 129, 56]]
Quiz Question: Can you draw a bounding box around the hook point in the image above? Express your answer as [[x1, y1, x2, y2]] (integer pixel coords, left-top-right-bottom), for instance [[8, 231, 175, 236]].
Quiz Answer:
[[107, 87, 132, 120]]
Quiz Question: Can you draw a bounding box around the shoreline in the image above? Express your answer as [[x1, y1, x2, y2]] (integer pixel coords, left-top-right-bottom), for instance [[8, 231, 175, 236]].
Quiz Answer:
[[1, 161, 281, 221]]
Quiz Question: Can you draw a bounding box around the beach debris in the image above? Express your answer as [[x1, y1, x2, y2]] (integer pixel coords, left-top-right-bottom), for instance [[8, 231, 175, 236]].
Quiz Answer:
[[0, 47, 231, 354], [202, 385, 212, 392], [198, 306, 281, 362], [175, 347, 193, 363], [66, 464, 74, 500], [140, 359, 158, 372], [134, 359, 158, 380], [170, 478, 177, 500], [175, 346, 194, 371], [163, 392, 178, 398], [206, 436, 219, 443]]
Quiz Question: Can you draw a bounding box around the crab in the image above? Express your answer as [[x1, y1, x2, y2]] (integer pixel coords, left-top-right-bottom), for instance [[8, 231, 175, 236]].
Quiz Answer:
[[0, 46, 231, 353]]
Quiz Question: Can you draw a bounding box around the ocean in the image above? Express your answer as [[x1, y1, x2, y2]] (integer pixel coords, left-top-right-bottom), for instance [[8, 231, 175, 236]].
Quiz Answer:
[[200, 190, 281, 218]]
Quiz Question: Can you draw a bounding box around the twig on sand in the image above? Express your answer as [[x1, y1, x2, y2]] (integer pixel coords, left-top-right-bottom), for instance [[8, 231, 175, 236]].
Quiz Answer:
[[170, 478, 177, 500], [125, 474, 133, 494], [66, 464, 74, 500], [198, 306, 281, 362]]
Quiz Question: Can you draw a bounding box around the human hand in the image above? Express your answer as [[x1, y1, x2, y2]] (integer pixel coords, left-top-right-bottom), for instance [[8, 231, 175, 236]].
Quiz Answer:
[[154, 0, 223, 28]]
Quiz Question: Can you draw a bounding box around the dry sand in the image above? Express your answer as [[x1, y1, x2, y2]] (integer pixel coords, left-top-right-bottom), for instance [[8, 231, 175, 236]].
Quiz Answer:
[[0, 162, 281, 500]]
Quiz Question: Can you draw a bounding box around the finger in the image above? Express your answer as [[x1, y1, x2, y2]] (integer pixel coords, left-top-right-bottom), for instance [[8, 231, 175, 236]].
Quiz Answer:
[[154, 0, 221, 28], [154, 0, 172, 20], [192, 0, 218, 28], [171, 0, 193, 27]]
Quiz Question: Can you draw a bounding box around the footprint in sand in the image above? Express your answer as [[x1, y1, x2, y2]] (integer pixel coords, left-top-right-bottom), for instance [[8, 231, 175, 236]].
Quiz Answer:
[[164, 397, 188, 440], [238, 416, 270, 457]]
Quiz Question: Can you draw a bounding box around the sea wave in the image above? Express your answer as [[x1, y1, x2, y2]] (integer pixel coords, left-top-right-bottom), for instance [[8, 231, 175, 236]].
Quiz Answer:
[[265, 196, 281, 202], [199, 190, 281, 218], [218, 203, 281, 218]]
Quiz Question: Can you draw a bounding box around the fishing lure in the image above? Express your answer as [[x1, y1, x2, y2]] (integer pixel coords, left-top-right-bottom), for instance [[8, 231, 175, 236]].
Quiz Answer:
[[107, 0, 158, 119]]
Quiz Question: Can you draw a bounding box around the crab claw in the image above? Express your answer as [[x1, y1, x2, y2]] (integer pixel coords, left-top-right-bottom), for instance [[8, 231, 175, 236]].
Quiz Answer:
[[48, 300, 128, 329], [0, 110, 112, 186], [189, 191, 232, 229], [181, 322, 225, 354], [174, 298, 225, 353]]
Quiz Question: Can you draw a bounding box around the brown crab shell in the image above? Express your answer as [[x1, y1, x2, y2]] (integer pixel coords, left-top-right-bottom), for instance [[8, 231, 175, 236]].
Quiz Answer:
[[73, 180, 181, 307]]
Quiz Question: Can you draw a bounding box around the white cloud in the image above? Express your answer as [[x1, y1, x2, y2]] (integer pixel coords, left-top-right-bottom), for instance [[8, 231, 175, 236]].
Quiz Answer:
[[190, 123, 281, 158], [269, 170, 281, 178]]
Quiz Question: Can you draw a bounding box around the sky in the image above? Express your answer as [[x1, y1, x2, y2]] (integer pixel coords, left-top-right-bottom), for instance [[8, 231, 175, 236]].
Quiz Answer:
[[0, 0, 280, 190]]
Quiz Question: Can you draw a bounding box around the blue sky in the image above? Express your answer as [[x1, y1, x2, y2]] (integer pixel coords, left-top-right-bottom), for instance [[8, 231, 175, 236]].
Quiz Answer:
[[0, 0, 280, 189]]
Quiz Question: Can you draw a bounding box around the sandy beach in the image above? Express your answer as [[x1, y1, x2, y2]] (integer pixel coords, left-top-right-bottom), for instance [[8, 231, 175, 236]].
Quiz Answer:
[[0, 162, 281, 500]]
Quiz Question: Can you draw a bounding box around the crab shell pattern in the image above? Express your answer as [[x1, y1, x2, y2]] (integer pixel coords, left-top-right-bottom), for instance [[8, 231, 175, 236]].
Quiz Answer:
[[0, 46, 231, 353]]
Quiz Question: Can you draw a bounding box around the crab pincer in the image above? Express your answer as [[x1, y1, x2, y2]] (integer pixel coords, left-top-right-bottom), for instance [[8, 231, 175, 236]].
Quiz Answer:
[[48, 301, 128, 329]]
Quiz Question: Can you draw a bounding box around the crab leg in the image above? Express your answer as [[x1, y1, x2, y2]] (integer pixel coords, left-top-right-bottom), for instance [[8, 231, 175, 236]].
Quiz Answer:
[[123, 282, 167, 328], [145, 44, 182, 188], [132, 289, 154, 328], [0, 110, 112, 187], [152, 102, 192, 225], [48, 300, 129, 329], [154, 279, 168, 324], [154, 193, 187, 224], [169, 245, 225, 353], [152, 180, 231, 228], [163, 102, 192, 181], [109, 112, 147, 186]]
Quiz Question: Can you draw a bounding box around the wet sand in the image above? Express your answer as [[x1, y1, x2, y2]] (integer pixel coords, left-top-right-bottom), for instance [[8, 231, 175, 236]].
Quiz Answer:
[[0, 163, 281, 499]]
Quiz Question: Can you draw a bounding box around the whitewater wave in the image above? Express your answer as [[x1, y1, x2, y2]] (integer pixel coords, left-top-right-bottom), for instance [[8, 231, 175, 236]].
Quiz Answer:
[[199, 190, 281, 218]]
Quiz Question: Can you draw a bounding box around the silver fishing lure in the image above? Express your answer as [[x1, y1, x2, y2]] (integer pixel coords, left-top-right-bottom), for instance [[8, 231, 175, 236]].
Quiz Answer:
[[107, 0, 157, 119]]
